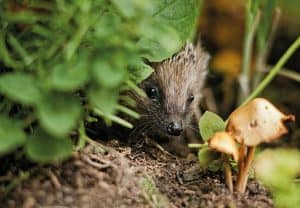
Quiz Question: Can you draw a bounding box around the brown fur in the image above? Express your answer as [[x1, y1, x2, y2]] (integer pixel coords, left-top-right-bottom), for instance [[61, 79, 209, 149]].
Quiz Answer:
[[129, 43, 210, 141]]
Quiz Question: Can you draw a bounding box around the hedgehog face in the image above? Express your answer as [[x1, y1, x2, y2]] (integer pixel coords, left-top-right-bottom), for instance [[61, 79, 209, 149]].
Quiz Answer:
[[130, 43, 209, 139]]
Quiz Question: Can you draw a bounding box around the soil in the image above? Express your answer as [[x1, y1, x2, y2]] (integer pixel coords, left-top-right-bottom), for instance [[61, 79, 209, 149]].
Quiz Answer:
[[0, 138, 273, 208]]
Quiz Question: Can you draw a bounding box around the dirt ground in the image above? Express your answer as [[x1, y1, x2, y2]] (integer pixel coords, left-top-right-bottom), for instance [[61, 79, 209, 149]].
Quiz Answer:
[[0, 138, 274, 208]]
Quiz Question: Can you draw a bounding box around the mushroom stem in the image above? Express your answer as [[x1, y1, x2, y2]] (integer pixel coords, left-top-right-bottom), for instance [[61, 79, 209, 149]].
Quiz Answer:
[[223, 154, 233, 191], [236, 146, 256, 193], [236, 144, 246, 187]]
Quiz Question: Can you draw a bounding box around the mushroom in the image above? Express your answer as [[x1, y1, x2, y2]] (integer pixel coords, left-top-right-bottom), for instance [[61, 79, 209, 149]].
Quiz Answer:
[[209, 131, 239, 162], [227, 98, 295, 193], [208, 131, 239, 191]]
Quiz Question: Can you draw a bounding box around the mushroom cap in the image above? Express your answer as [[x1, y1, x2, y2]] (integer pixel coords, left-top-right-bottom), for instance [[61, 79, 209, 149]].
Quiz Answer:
[[227, 98, 295, 146], [208, 131, 239, 162]]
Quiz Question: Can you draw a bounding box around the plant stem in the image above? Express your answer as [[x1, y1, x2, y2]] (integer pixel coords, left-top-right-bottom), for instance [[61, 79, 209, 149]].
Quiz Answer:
[[260, 65, 300, 82], [242, 36, 300, 106], [277, 69, 300, 83], [188, 143, 208, 148], [116, 104, 140, 119], [254, 8, 281, 87], [76, 121, 87, 150], [93, 108, 133, 129], [238, 9, 261, 104], [236, 146, 255, 193]]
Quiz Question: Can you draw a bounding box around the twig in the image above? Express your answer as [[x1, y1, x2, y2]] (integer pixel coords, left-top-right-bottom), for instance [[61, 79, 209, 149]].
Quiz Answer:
[[47, 169, 61, 189], [3, 171, 30, 195], [85, 137, 109, 154], [145, 136, 174, 157], [82, 154, 115, 169]]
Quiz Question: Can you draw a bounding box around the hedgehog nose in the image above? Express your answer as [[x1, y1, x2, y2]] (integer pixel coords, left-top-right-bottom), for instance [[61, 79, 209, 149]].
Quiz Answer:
[[167, 121, 183, 136]]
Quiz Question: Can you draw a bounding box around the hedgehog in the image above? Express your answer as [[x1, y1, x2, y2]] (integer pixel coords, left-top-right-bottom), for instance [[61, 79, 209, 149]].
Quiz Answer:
[[128, 42, 210, 142]]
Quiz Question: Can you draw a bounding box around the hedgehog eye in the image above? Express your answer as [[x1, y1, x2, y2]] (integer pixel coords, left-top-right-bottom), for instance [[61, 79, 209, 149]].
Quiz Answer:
[[187, 94, 194, 104], [146, 87, 159, 100]]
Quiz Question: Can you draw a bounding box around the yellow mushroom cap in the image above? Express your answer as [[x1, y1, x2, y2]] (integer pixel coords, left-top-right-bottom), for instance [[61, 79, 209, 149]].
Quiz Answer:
[[227, 98, 295, 146], [208, 131, 239, 162]]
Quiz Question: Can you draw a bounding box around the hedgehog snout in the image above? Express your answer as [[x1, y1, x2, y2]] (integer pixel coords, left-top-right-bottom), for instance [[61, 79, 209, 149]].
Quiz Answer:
[[166, 120, 183, 136]]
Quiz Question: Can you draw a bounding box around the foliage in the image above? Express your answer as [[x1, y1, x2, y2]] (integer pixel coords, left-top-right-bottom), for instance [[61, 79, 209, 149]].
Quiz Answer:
[[0, 0, 201, 162], [194, 0, 300, 194], [199, 111, 226, 141], [197, 147, 222, 172], [197, 111, 226, 172], [254, 149, 300, 208]]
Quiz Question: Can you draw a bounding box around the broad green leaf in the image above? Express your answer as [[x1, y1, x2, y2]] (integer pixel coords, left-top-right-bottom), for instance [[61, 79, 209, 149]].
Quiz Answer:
[[94, 13, 121, 39], [151, 0, 200, 41], [130, 62, 154, 84], [26, 129, 73, 163], [92, 59, 125, 88], [112, 0, 138, 17], [0, 116, 26, 155], [112, 0, 152, 17], [138, 19, 181, 62], [197, 147, 221, 171], [199, 111, 226, 141], [0, 73, 41, 105], [37, 93, 82, 137], [112, 0, 154, 18], [49, 58, 89, 91], [88, 86, 118, 116]]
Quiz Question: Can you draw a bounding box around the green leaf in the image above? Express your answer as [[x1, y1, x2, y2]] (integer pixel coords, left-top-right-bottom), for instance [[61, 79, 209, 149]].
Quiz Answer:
[[92, 59, 125, 88], [26, 129, 73, 163], [94, 13, 121, 39], [151, 0, 200, 41], [257, 0, 276, 52], [37, 93, 82, 137], [130, 62, 154, 84], [0, 116, 26, 155], [88, 86, 118, 116], [0, 73, 41, 105], [49, 57, 89, 91], [199, 111, 226, 141], [112, 0, 151, 17], [111, 0, 137, 17], [254, 149, 300, 208], [138, 19, 181, 62], [197, 147, 221, 171], [254, 149, 300, 187]]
